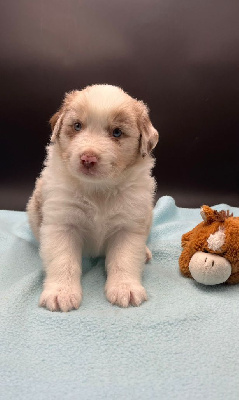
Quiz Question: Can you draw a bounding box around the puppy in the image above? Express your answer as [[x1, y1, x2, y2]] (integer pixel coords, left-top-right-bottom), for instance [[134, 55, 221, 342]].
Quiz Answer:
[[27, 84, 158, 311]]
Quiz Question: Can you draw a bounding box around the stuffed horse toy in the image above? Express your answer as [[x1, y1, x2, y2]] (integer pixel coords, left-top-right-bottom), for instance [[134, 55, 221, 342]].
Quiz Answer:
[[179, 205, 239, 285]]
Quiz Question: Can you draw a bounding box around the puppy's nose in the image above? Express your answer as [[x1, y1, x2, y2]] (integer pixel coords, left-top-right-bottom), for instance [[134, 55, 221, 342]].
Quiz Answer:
[[80, 153, 98, 168]]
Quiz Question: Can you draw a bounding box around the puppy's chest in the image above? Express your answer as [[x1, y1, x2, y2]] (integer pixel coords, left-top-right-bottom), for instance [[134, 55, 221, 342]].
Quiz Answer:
[[74, 195, 129, 252], [83, 198, 125, 234]]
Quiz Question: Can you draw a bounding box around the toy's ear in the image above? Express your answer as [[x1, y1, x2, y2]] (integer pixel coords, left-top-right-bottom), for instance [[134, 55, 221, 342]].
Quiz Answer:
[[200, 205, 233, 224], [136, 100, 159, 157], [200, 205, 215, 224]]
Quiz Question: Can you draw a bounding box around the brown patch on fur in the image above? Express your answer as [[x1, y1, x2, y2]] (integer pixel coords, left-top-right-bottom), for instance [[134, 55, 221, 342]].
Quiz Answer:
[[50, 112, 65, 143], [49, 111, 60, 131], [201, 205, 233, 224], [64, 124, 81, 139], [134, 100, 159, 157], [49, 91, 78, 133], [109, 106, 138, 140], [111, 137, 122, 146], [111, 108, 135, 127], [213, 209, 233, 222]]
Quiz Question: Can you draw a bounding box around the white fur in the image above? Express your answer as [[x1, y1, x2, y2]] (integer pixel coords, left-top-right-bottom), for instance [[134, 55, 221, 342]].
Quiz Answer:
[[27, 84, 158, 311], [200, 207, 207, 222], [207, 227, 225, 252]]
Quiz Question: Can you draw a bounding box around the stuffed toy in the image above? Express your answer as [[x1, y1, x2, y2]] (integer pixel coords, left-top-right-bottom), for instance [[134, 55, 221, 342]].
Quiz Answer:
[[179, 205, 239, 285]]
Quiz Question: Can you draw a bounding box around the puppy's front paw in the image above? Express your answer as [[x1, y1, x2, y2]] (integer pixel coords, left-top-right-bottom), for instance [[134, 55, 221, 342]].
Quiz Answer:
[[39, 284, 82, 312], [105, 282, 147, 308]]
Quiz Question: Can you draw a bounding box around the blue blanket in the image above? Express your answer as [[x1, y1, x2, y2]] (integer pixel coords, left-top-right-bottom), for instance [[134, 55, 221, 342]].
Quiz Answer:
[[1, 196, 239, 400]]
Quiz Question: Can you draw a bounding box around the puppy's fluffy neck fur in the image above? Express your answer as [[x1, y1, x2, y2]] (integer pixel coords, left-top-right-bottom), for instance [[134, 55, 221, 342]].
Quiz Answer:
[[45, 142, 156, 199]]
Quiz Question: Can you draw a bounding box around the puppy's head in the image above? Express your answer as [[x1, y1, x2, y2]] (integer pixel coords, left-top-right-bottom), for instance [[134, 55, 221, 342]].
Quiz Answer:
[[50, 84, 158, 182]]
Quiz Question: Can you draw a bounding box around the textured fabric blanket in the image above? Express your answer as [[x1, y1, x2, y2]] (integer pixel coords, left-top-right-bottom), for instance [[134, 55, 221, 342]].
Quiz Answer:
[[0, 196, 239, 400]]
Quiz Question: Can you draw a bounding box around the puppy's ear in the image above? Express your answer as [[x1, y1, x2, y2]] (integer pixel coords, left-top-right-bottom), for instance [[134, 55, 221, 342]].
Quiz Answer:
[[49, 90, 77, 143], [136, 101, 159, 158], [49, 111, 64, 143], [49, 111, 60, 131]]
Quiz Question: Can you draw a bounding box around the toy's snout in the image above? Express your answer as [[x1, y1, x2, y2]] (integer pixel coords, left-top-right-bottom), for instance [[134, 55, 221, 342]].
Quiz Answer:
[[189, 251, 232, 285]]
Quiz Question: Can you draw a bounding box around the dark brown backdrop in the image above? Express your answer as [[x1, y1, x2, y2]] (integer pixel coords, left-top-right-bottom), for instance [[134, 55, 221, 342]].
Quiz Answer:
[[0, 0, 239, 209]]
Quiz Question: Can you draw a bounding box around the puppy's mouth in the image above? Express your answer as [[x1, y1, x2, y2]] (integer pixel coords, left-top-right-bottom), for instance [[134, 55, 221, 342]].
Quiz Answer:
[[79, 164, 100, 177], [79, 162, 107, 180]]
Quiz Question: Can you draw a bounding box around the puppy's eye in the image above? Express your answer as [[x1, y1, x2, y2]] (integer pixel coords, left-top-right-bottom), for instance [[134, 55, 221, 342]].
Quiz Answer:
[[112, 128, 123, 138], [74, 122, 82, 131]]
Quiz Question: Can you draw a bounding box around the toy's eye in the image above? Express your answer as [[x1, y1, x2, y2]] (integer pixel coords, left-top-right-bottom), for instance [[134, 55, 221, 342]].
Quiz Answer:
[[112, 128, 122, 138], [74, 122, 82, 131]]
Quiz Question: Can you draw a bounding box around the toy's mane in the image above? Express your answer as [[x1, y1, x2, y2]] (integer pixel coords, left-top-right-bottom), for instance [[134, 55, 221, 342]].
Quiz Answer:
[[212, 210, 233, 222]]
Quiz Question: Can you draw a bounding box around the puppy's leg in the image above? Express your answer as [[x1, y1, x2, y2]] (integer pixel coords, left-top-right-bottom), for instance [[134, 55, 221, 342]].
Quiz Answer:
[[105, 231, 148, 307], [39, 224, 82, 312]]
